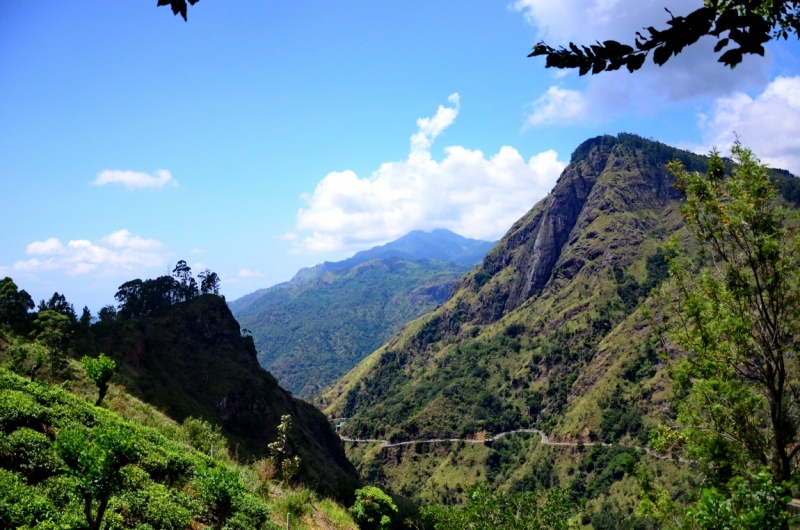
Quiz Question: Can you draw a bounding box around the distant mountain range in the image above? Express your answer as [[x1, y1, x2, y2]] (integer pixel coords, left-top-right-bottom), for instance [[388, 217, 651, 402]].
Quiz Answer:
[[284, 229, 495, 288], [228, 229, 495, 397]]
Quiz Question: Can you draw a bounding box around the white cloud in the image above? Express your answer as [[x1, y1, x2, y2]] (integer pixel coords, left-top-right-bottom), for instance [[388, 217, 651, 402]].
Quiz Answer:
[[275, 232, 298, 241], [92, 169, 177, 190], [190, 248, 204, 255], [9, 230, 169, 276], [290, 96, 566, 254], [525, 86, 589, 127], [410, 93, 460, 156], [26, 238, 65, 255], [696, 76, 800, 174], [514, 0, 769, 125], [238, 269, 263, 278]]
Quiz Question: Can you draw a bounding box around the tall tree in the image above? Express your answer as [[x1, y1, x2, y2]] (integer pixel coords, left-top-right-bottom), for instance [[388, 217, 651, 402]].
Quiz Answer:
[[530, 1, 800, 74], [0, 277, 34, 327], [115, 279, 144, 319], [641, 144, 800, 528], [198, 269, 220, 295], [38, 292, 76, 322], [172, 260, 198, 301], [664, 144, 800, 484], [31, 310, 73, 379]]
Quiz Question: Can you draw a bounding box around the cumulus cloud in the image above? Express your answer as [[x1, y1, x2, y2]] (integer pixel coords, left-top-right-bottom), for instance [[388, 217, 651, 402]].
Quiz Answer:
[[238, 269, 263, 278], [514, 0, 769, 125], [526, 86, 589, 127], [696, 76, 800, 174], [9, 230, 169, 276], [92, 169, 177, 190], [290, 95, 566, 254]]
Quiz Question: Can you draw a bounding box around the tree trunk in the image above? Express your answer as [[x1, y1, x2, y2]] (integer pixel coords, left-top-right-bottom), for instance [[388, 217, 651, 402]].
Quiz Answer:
[[95, 383, 108, 407]]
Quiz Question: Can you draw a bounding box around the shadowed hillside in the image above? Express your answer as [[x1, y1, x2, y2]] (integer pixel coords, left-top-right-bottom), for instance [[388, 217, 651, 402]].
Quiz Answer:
[[95, 294, 359, 497]]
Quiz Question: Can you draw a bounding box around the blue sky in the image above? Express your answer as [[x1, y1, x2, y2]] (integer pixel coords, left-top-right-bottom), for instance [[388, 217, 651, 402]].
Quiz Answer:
[[2, 0, 800, 311]]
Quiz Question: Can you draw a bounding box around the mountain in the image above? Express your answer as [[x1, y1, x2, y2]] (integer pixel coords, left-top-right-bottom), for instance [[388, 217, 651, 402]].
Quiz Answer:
[[288, 229, 494, 283], [230, 258, 471, 397], [320, 134, 799, 512], [94, 294, 358, 497]]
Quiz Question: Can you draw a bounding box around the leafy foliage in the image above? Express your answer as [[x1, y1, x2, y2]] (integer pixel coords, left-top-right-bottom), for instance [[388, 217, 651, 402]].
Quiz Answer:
[[0, 277, 34, 329], [349, 485, 397, 530], [268, 414, 301, 483], [0, 368, 283, 529], [181, 415, 228, 457], [158, 0, 199, 21], [114, 260, 222, 320], [639, 470, 794, 529], [419, 485, 576, 530], [81, 353, 116, 406], [55, 423, 139, 530], [529, 1, 800, 74], [664, 144, 800, 485]]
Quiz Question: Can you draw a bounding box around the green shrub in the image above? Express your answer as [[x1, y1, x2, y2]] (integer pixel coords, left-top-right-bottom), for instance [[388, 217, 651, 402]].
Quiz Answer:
[[419, 485, 576, 530], [113, 482, 194, 530], [0, 389, 47, 432], [5, 341, 47, 379], [181, 416, 228, 457], [273, 488, 314, 527], [349, 486, 397, 530], [194, 465, 244, 525], [1, 427, 59, 481], [0, 468, 54, 528], [54, 423, 140, 530], [227, 492, 275, 530], [81, 353, 116, 406]]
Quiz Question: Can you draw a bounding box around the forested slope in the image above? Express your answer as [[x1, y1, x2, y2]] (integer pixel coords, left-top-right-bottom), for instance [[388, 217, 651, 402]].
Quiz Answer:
[[231, 258, 470, 397], [321, 134, 800, 519]]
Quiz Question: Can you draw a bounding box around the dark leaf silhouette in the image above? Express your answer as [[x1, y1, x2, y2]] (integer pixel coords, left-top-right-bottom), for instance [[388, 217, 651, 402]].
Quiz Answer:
[[530, 1, 800, 74], [157, 0, 200, 21]]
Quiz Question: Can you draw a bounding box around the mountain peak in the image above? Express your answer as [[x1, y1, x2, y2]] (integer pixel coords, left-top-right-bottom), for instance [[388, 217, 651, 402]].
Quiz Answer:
[[288, 229, 495, 284]]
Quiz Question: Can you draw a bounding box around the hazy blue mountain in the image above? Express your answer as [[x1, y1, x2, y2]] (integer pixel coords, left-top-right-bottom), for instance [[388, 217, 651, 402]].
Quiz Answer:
[[228, 229, 494, 397], [282, 229, 494, 287], [331, 228, 494, 269]]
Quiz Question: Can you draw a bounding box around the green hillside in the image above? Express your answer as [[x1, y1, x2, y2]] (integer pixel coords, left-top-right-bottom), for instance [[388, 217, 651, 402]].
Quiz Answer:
[[0, 278, 368, 528], [0, 367, 362, 529], [321, 134, 800, 522], [231, 258, 470, 397], [92, 294, 359, 497]]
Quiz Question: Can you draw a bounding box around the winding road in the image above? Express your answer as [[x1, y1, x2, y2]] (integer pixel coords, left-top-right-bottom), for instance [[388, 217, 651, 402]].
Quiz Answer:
[[337, 427, 677, 461]]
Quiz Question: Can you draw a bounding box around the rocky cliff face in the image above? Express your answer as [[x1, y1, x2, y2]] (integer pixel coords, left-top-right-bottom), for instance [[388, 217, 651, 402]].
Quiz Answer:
[[449, 136, 695, 327], [321, 134, 713, 440], [98, 295, 358, 498]]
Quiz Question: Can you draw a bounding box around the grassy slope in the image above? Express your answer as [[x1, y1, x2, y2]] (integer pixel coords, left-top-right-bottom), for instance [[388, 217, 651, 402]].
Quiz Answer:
[[318, 134, 767, 518], [0, 359, 359, 530], [90, 294, 359, 499], [232, 258, 469, 397]]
